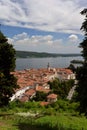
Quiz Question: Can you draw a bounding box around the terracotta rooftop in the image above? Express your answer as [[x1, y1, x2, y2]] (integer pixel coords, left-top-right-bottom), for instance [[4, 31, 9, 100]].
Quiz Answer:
[[11, 68, 73, 92], [36, 86, 51, 93], [47, 93, 57, 99], [19, 95, 29, 102], [40, 101, 49, 106], [25, 89, 36, 96]]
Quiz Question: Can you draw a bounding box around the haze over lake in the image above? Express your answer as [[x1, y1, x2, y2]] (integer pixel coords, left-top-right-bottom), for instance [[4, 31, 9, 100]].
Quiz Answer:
[[16, 56, 82, 70]]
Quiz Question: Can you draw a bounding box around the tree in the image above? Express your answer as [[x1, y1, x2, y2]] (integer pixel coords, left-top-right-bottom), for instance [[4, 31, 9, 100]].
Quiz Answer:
[[76, 9, 87, 115], [0, 31, 19, 106], [33, 91, 47, 101], [68, 64, 76, 73], [48, 78, 74, 99], [0, 32, 16, 76]]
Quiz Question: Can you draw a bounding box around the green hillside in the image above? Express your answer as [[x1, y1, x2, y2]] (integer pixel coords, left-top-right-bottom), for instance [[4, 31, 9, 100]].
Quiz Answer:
[[16, 51, 81, 58]]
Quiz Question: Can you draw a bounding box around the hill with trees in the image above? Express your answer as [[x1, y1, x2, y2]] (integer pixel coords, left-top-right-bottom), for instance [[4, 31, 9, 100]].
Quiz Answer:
[[16, 50, 81, 58]]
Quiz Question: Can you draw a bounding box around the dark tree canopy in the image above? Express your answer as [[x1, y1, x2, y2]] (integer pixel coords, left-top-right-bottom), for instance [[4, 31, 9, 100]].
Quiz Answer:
[[76, 8, 87, 115], [0, 31, 19, 106], [48, 78, 74, 99], [0, 32, 16, 76], [0, 31, 8, 43]]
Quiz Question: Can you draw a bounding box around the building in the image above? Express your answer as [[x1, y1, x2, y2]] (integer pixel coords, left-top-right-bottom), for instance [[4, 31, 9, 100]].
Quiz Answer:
[[10, 68, 75, 102], [47, 93, 57, 103]]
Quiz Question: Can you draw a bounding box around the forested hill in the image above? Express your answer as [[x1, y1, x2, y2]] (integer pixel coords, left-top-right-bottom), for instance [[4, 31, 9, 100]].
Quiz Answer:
[[16, 51, 81, 58]]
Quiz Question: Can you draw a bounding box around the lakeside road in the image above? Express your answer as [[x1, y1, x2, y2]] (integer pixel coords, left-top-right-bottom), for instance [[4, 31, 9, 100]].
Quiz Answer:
[[67, 80, 78, 100]]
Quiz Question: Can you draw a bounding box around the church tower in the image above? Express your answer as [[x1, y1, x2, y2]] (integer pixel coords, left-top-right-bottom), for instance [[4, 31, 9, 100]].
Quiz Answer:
[[47, 62, 50, 71]]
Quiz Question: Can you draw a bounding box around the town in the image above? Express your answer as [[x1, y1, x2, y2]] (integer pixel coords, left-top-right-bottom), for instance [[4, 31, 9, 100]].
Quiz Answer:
[[11, 65, 75, 104]]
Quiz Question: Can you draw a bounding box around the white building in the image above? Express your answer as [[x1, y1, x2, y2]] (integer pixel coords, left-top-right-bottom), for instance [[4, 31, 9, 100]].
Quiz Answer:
[[10, 86, 33, 101]]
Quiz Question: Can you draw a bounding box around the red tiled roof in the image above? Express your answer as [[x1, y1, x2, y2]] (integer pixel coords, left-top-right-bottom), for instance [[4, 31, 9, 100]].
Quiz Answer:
[[25, 89, 36, 96], [36, 86, 51, 93], [11, 68, 74, 93], [47, 93, 57, 99], [40, 102, 49, 106], [19, 95, 29, 102], [65, 69, 73, 74]]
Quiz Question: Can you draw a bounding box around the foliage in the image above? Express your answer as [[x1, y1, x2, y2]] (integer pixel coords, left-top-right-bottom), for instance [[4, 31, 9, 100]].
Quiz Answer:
[[0, 31, 19, 106], [16, 50, 81, 58], [33, 91, 47, 101], [0, 113, 87, 130], [3, 99, 78, 116], [0, 100, 86, 130], [0, 74, 18, 106], [0, 31, 8, 43], [48, 78, 74, 99], [46, 99, 79, 114], [7, 101, 42, 113], [68, 64, 76, 72], [0, 32, 16, 75], [35, 115, 87, 130], [76, 9, 87, 116]]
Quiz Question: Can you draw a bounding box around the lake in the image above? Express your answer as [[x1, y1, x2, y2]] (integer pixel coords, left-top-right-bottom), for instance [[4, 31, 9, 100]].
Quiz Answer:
[[16, 56, 82, 70]]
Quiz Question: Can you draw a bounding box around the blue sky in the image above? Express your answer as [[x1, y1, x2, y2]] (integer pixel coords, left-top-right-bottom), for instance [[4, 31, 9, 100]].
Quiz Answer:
[[0, 0, 86, 53]]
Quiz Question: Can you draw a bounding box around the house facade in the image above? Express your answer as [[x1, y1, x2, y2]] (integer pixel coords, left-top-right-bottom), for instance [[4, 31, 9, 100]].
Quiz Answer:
[[47, 93, 57, 103]]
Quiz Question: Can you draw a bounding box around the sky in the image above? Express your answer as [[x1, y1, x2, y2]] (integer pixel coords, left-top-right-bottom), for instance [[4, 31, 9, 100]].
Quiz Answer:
[[0, 0, 87, 53]]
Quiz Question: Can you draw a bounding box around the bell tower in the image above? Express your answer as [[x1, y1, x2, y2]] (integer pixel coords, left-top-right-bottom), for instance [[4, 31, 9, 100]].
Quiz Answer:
[[47, 62, 50, 71]]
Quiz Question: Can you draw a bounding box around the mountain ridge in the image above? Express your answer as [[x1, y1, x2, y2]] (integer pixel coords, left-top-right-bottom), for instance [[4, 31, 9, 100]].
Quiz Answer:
[[16, 50, 81, 58]]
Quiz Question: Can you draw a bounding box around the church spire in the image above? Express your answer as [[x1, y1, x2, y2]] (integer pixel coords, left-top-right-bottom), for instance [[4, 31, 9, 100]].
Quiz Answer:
[[47, 62, 50, 71]]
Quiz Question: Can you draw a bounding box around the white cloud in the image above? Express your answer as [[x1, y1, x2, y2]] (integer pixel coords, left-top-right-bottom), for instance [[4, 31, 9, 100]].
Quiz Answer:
[[8, 32, 81, 53], [13, 32, 29, 40], [68, 34, 79, 43], [8, 38, 14, 44], [0, 0, 86, 34]]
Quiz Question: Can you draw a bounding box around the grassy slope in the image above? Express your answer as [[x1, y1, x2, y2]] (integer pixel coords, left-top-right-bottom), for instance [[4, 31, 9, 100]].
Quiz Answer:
[[0, 114, 87, 130], [0, 100, 87, 130]]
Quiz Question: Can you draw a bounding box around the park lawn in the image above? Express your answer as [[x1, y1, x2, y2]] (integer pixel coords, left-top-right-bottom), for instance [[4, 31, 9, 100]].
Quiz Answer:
[[0, 115, 44, 130], [0, 113, 87, 130], [35, 114, 87, 130], [0, 100, 86, 130], [0, 117, 17, 130]]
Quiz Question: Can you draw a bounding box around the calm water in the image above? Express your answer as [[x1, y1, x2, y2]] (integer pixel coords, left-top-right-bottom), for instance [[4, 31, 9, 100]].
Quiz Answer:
[[16, 56, 82, 70]]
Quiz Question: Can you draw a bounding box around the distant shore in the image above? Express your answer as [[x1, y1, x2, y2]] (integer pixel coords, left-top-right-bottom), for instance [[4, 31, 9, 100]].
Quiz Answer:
[[16, 50, 81, 58], [71, 59, 83, 64]]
